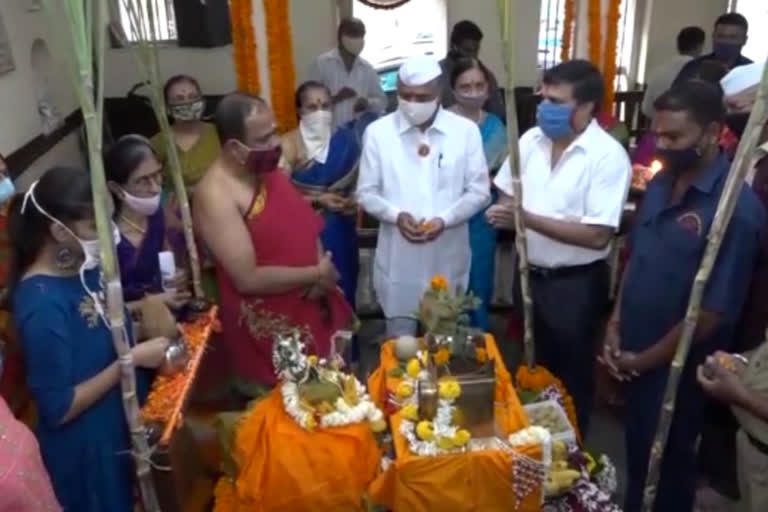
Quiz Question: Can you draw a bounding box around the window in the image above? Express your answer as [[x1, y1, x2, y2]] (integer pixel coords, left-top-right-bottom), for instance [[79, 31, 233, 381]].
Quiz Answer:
[[117, 0, 177, 42], [537, 0, 636, 90], [353, 0, 447, 72], [730, 0, 768, 62], [538, 0, 565, 70]]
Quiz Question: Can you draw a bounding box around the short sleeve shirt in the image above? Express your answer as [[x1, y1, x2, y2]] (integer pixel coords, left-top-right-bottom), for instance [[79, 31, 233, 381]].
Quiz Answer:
[[620, 153, 766, 355]]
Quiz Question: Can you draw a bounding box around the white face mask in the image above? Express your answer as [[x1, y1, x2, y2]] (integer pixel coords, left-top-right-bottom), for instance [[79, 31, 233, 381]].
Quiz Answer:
[[341, 36, 364, 56], [121, 188, 161, 216], [398, 97, 439, 126], [299, 110, 333, 164]]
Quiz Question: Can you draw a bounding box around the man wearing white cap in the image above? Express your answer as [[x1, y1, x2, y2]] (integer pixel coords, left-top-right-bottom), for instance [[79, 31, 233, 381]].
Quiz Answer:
[[356, 54, 490, 336]]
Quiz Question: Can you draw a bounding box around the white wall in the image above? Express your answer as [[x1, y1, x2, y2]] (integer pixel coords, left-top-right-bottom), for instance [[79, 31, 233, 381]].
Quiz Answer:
[[0, 1, 78, 155], [447, 0, 542, 88], [103, 0, 338, 98], [641, 0, 729, 80]]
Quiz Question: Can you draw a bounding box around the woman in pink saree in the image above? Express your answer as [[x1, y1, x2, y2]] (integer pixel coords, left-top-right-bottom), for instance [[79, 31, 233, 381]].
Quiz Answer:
[[0, 395, 60, 511]]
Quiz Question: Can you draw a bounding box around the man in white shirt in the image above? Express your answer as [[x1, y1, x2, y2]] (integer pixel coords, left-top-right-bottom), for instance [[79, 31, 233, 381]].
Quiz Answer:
[[488, 60, 631, 434], [309, 18, 387, 130], [357, 55, 490, 337], [642, 26, 705, 118]]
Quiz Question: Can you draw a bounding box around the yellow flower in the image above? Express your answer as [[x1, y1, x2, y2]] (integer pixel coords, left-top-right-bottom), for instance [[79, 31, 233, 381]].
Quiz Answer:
[[437, 436, 455, 450], [416, 421, 435, 441], [475, 347, 488, 363], [401, 403, 419, 421], [396, 382, 414, 399], [370, 419, 387, 433], [406, 358, 421, 378], [430, 275, 448, 291], [307, 355, 318, 366], [305, 415, 317, 430], [454, 429, 471, 446], [438, 378, 462, 400], [434, 348, 451, 366]]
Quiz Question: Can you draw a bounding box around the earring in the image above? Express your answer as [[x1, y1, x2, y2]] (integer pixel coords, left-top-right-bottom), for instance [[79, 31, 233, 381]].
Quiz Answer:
[[55, 247, 76, 270]]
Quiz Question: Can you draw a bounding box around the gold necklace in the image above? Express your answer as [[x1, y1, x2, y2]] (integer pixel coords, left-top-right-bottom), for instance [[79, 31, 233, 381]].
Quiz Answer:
[[120, 215, 146, 234]]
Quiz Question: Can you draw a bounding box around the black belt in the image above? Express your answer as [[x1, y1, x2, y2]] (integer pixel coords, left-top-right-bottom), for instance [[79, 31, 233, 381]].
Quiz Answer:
[[529, 260, 606, 279], [747, 432, 768, 455]]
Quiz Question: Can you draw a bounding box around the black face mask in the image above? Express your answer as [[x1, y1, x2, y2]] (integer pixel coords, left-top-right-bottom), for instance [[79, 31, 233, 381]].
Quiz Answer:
[[725, 113, 749, 139], [655, 143, 704, 172]]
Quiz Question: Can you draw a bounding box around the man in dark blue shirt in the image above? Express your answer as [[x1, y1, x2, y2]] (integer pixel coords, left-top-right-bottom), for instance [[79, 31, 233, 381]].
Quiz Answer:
[[674, 13, 752, 86], [601, 81, 765, 512]]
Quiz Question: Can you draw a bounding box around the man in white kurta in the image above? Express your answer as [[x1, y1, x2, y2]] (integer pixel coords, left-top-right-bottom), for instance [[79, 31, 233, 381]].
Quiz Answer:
[[357, 55, 490, 336]]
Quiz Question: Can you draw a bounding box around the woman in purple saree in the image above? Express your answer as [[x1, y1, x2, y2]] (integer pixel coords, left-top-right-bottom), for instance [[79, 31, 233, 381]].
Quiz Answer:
[[104, 135, 190, 308]]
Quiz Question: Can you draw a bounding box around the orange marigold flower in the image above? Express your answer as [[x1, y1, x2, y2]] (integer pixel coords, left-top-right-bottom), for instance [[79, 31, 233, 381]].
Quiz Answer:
[[475, 347, 488, 363], [430, 275, 448, 291], [434, 347, 451, 366]]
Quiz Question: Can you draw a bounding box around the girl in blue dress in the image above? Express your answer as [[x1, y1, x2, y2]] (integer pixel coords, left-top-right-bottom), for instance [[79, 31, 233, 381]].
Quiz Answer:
[[9, 166, 170, 511], [448, 58, 509, 331]]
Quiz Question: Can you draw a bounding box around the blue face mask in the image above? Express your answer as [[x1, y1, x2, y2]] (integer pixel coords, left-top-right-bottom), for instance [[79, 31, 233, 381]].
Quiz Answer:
[[537, 101, 574, 140], [0, 177, 15, 204], [713, 42, 741, 61]]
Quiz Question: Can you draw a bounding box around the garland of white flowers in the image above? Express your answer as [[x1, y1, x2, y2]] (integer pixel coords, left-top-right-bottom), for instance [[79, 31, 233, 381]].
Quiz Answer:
[[280, 377, 384, 431], [273, 331, 385, 432]]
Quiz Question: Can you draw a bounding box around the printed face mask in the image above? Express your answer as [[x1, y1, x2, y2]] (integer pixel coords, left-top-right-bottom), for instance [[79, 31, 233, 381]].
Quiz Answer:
[[454, 90, 488, 110], [169, 99, 205, 122]]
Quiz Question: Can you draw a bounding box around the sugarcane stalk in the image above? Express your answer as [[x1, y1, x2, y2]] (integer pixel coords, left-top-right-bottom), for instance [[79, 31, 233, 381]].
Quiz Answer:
[[496, 0, 536, 368], [41, 1, 160, 510], [121, 0, 204, 299], [642, 60, 768, 511]]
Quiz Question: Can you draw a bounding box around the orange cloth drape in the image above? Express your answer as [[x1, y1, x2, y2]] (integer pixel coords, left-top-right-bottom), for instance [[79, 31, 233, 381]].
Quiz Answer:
[[367, 335, 542, 511], [215, 390, 381, 512], [560, 0, 576, 62], [263, 0, 298, 132]]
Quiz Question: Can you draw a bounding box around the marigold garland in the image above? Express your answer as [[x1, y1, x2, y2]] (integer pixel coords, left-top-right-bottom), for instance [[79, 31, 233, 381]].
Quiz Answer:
[[602, 0, 622, 113], [140, 307, 218, 445], [587, 0, 602, 70], [263, 0, 298, 132], [516, 365, 581, 442], [229, 0, 260, 94], [212, 477, 238, 512], [560, 0, 575, 62]]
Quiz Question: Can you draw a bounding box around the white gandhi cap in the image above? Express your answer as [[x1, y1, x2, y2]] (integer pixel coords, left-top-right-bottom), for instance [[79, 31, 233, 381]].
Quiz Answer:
[[720, 62, 765, 96], [398, 55, 442, 87]]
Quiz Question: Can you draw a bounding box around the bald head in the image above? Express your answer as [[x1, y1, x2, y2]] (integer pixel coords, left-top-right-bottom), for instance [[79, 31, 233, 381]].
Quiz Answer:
[[214, 92, 268, 144]]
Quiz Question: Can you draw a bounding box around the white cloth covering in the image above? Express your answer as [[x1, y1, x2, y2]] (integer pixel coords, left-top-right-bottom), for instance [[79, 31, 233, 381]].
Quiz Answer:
[[398, 55, 442, 86], [721, 62, 765, 96]]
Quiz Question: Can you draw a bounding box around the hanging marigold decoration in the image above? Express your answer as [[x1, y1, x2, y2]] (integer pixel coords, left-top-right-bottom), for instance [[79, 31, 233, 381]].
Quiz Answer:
[[230, 0, 260, 94], [587, 0, 602, 69], [602, 0, 622, 113], [263, 0, 298, 132], [560, 0, 575, 62]]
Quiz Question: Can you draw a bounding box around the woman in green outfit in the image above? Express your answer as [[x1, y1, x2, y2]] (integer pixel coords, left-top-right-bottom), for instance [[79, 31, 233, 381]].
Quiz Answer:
[[151, 75, 221, 300]]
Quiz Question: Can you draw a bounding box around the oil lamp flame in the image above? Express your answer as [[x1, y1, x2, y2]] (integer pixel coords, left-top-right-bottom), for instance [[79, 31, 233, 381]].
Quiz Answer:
[[649, 160, 663, 176]]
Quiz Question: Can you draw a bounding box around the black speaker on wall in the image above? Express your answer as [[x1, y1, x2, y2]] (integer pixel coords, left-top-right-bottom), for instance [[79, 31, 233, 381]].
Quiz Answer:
[[173, 0, 232, 48]]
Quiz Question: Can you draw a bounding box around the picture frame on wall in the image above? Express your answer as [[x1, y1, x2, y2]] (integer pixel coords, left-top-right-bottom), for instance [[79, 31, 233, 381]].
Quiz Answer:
[[0, 11, 15, 75]]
